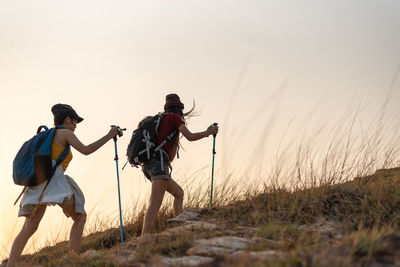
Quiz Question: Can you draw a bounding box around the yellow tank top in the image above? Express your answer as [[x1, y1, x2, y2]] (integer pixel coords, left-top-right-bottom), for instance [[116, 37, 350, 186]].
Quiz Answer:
[[51, 143, 73, 171]]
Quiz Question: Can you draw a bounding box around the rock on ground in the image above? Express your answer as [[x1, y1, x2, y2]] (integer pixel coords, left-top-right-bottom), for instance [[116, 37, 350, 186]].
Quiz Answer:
[[155, 255, 214, 266]]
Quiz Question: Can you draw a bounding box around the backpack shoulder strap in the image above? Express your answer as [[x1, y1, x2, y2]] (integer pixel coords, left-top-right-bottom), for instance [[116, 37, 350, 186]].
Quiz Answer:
[[154, 112, 179, 152], [154, 129, 177, 152], [155, 112, 164, 134], [55, 145, 70, 167], [39, 141, 70, 201], [53, 126, 70, 166]]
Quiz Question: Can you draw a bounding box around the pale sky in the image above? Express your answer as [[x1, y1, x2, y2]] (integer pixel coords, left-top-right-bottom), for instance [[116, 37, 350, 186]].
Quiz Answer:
[[1, 0, 400, 259]]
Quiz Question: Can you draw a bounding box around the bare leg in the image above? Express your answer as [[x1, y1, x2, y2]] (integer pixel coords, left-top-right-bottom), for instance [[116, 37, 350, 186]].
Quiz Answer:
[[7, 205, 46, 267], [59, 196, 86, 254], [166, 179, 184, 217], [141, 179, 168, 235]]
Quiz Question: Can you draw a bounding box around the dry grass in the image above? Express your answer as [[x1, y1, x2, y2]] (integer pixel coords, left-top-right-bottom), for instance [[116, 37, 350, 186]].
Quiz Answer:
[[2, 105, 400, 266], [5, 168, 400, 266]]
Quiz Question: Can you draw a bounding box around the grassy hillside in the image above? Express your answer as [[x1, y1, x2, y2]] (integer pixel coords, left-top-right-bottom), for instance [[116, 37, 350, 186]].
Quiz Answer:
[[2, 167, 400, 266]]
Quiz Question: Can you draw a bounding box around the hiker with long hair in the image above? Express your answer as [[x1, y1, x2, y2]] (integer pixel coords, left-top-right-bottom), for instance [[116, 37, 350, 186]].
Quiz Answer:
[[7, 104, 119, 267], [141, 94, 219, 235]]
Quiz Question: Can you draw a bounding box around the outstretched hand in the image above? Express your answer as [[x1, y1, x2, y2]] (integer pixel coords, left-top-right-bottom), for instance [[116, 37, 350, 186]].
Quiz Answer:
[[109, 126, 120, 139], [207, 124, 219, 136]]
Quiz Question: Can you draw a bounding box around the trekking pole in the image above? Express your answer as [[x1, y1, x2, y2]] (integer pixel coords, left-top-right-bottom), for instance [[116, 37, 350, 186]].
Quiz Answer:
[[209, 123, 218, 209], [111, 125, 126, 244]]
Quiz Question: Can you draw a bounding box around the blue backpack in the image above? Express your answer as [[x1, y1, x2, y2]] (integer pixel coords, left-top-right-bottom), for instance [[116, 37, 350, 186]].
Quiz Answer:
[[13, 125, 70, 187]]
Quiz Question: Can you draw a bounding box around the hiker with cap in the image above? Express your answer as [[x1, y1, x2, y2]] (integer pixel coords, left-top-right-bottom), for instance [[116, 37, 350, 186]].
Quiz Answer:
[[141, 94, 218, 235], [7, 104, 120, 267]]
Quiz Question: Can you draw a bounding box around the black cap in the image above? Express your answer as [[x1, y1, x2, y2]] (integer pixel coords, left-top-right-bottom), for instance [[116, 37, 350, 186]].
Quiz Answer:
[[51, 104, 84, 123]]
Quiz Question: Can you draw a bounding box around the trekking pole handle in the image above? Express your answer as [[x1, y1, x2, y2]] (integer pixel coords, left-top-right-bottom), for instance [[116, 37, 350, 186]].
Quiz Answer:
[[209, 123, 218, 155], [212, 123, 218, 137], [111, 125, 127, 139]]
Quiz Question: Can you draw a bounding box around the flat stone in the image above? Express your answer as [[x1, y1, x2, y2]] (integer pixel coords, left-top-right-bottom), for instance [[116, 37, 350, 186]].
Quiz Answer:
[[156, 255, 214, 266], [187, 245, 234, 257], [165, 220, 218, 235], [195, 236, 255, 250], [167, 209, 201, 224]]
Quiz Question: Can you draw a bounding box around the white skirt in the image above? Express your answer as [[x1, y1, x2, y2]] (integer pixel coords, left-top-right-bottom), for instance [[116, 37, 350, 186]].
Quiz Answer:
[[18, 162, 85, 217]]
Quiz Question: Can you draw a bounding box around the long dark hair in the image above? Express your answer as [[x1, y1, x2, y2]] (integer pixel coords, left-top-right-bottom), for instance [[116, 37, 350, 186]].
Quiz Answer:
[[164, 100, 197, 123]]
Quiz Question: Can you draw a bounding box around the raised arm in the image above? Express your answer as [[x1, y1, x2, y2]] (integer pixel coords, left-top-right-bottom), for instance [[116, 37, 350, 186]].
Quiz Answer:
[[178, 124, 218, 142], [64, 127, 119, 155]]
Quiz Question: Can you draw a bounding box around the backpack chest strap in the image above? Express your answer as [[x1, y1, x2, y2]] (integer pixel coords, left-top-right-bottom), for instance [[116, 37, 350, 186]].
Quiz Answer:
[[154, 130, 177, 152]]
